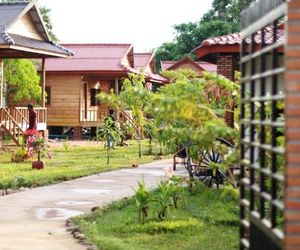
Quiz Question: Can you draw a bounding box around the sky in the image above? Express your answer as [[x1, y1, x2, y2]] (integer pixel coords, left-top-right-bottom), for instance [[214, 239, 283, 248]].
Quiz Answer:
[[38, 0, 214, 52]]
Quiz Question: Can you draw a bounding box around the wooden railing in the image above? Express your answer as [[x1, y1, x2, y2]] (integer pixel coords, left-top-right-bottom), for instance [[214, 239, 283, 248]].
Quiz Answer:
[[8, 107, 29, 131], [15, 107, 47, 124], [0, 107, 47, 146], [0, 107, 25, 145], [80, 109, 100, 122]]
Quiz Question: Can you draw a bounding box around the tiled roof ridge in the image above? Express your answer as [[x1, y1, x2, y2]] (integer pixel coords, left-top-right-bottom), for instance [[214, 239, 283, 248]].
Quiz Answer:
[[201, 33, 240, 46], [50, 41, 74, 56], [1, 32, 15, 45]]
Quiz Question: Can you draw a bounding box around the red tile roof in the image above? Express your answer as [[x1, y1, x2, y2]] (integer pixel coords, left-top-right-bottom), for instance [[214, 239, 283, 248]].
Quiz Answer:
[[160, 61, 175, 71], [193, 24, 285, 59], [161, 57, 217, 73], [134, 52, 168, 84], [45, 44, 134, 72], [201, 26, 285, 47], [134, 53, 154, 70]]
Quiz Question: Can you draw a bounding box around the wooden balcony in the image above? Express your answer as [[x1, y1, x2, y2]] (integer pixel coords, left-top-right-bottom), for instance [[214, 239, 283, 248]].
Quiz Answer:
[[80, 109, 102, 127], [15, 107, 47, 130]]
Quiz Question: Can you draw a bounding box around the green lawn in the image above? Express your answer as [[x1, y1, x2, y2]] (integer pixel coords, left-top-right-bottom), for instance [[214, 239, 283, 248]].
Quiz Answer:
[[0, 140, 164, 189], [74, 184, 239, 250]]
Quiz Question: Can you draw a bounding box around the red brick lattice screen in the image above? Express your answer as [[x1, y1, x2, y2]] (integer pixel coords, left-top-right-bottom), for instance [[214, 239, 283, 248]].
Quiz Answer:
[[285, 1, 300, 249], [240, 0, 286, 249]]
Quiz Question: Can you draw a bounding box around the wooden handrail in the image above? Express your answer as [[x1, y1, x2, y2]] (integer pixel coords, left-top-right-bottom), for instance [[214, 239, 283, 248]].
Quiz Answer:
[[0, 107, 25, 145], [15, 107, 47, 123]]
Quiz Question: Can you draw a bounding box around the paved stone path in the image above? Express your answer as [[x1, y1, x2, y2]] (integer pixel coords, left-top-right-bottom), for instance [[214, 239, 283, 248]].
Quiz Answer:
[[0, 159, 181, 250]]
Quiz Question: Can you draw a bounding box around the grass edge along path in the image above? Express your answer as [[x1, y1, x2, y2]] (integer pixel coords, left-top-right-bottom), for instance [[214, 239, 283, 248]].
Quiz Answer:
[[0, 140, 166, 190], [73, 182, 239, 250]]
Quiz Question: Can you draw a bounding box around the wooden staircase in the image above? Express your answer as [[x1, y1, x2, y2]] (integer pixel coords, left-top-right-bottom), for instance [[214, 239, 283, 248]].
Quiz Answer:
[[0, 107, 29, 146]]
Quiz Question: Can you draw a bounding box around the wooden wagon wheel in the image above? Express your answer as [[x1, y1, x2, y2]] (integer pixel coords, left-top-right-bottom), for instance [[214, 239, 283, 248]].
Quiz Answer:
[[194, 138, 235, 188]]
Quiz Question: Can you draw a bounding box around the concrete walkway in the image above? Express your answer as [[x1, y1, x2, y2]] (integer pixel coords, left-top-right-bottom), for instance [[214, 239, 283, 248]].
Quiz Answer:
[[0, 159, 180, 250]]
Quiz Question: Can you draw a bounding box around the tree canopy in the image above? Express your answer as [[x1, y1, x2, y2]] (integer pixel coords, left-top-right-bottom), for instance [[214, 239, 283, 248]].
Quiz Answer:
[[155, 0, 254, 70], [4, 59, 41, 104]]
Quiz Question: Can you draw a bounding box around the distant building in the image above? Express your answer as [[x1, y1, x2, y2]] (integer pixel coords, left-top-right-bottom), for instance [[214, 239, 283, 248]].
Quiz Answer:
[[134, 52, 167, 91], [161, 56, 217, 76], [45, 46, 166, 139]]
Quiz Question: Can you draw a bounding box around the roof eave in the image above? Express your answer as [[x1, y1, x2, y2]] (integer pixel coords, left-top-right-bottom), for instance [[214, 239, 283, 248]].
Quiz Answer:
[[0, 44, 71, 58], [194, 44, 240, 59]]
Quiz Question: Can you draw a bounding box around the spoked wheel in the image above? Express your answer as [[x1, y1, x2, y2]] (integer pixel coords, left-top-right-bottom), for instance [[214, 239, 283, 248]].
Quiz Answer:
[[194, 138, 234, 188]]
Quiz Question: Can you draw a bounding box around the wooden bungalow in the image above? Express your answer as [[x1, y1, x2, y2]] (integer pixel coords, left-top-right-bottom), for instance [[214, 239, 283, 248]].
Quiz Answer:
[[44, 43, 139, 139], [160, 56, 217, 76], [134, 52, 168, 91], [0, 2, 73, 146]]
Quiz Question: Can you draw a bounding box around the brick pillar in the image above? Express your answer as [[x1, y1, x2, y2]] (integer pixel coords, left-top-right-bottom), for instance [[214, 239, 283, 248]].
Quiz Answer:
[[217, 54, 235, 81], [285, 1, 300, 248], [217, 53, 235, 128], [73, 126, 82, 140]]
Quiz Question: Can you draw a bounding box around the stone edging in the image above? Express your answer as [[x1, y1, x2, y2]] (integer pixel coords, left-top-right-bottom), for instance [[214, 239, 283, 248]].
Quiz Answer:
[[0, 187, 30, 196], [65, 210, 98, 250]]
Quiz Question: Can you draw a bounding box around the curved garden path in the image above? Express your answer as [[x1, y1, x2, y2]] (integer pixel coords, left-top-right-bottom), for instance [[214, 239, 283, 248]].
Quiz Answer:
[[0, 159, 181, 250]]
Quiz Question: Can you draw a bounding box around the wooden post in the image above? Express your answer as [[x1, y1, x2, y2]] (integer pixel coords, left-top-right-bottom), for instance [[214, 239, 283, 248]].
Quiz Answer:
[[0, 58, 3, 107], [114, 78, 119, 121], [114, 78, 119, 95], [41, 58, 46, 108]]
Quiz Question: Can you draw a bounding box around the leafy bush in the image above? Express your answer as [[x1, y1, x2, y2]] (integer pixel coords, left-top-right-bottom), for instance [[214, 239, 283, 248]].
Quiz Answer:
[[168, 176, 185, 208], [155, 181, 173, 221], [11, 147, 27, 163]]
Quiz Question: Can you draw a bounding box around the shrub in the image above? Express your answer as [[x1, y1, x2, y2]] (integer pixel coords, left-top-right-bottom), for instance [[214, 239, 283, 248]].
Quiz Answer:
[[155, 181, 173, 221], [134, 180, 151, 223], [168, 176, 185, 209], [11, 147, 27, 163]]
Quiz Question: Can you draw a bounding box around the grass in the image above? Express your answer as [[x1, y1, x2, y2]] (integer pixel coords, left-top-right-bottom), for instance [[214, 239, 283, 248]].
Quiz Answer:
[[0, 140, 165, 189], [73, 183, 239, 250]]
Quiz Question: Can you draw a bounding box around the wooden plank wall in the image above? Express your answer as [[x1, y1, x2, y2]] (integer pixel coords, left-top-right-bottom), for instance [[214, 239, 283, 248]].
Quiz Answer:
[[7, 13, 44, 41], [46, 74, 81, 126]]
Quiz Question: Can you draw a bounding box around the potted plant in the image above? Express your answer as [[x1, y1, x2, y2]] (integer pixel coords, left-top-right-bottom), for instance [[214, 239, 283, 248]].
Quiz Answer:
[[31, 134, 45, 170]]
